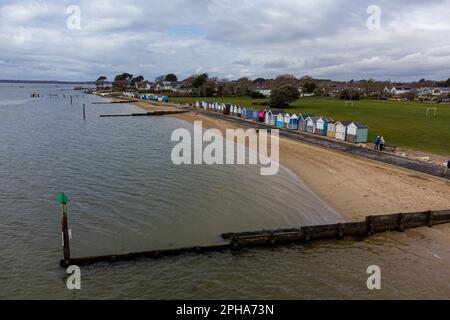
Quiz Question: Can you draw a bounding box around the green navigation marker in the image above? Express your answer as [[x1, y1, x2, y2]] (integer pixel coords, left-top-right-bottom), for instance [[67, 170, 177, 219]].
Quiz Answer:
[[57, 192, 70, 205], [57, 192, 71, 266]]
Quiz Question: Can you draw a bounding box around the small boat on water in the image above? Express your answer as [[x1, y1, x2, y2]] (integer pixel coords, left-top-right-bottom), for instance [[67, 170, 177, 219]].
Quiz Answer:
[[30, 92, 40, 98]]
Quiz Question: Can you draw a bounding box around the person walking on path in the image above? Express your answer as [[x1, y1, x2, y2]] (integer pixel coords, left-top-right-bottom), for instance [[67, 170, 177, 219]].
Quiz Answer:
[[374, 136, 380, 150], [443, 160, 450, 176], [379, 136, 385, 151]]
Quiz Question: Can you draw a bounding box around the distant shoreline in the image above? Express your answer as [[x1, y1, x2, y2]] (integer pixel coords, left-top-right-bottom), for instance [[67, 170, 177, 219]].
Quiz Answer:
[[0, 80, 103, 85]]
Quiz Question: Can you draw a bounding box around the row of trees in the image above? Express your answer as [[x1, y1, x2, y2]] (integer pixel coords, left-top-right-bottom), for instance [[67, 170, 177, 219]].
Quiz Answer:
[[96, 73, 303, 107]]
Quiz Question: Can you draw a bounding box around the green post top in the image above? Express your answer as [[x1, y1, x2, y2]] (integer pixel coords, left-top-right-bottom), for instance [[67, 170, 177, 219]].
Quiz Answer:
[[56, 192, 70, 205]]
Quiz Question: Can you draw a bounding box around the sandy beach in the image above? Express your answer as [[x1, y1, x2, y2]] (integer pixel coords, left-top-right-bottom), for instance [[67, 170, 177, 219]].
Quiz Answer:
[[129, 99, 450, 222]]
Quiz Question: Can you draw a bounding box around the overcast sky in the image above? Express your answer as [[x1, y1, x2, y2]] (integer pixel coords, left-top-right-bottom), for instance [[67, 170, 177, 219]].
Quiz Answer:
[[1, 0, 450, 82]]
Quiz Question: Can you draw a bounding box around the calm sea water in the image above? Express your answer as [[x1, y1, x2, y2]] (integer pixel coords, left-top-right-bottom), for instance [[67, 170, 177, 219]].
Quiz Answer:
[[1, 83, 450, 299]]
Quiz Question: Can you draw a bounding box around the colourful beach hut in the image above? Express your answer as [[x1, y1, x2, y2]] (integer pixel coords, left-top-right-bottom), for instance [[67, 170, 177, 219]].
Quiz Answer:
[[335, 121, 352, 141], [223, 104, 231, 115], [283, 114, 291, 128], [241, 107, 251, 119], [276, 113, 285, 128], [346, 122, 369, 143], [315, 117, 329, 136], [298, 115, 307, 132], [306, 116, 320, 133], [327, 122, 337, 139], [268, 111, 281, 126], [237, 106, 243, 117], [258, 110, 266, 122], [265, 110, 272, 124], [286, 114, 299, 130]]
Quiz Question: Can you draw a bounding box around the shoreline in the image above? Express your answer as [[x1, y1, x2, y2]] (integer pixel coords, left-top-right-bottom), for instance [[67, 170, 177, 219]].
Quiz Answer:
[[120, 98, 450, 222]]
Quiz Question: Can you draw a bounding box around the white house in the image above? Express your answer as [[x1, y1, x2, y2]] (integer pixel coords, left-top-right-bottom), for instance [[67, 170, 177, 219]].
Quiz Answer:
[[391, 87, 412, 96], [419, 87, 433, 96], [256, 89, 272, 96], [432, 87, 450, 96]]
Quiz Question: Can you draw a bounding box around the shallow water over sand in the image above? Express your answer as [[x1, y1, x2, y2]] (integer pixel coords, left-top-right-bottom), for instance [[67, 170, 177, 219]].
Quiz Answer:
[[1, 83, 450, 299]]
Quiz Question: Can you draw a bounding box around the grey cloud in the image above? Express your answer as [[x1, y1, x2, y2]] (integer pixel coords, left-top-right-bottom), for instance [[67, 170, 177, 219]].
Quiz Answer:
[[1, 0, 450, 81]]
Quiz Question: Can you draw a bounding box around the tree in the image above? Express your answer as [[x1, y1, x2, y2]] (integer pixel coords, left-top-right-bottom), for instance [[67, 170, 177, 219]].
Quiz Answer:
[[131, 75, 144, 88], [313, 87, 321, 96], [271, 74, 298, 90], [250, 91, 266, 99], [96, 76, 107, 89], [340, 89, 360, 101], [193, 73, 209, 88], [164, 74, 178, 82], [270, 85, 300, 108], [234, 77, 252, 95], [303, 81, 317, 93], [112, 73, 133, 91], [253, 78, 267, 84]]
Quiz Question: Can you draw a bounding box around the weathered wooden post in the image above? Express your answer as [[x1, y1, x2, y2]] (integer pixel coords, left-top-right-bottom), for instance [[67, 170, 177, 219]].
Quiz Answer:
[[70, 96, 73, 105], [57, 192, 71, 266], [83, 104, 86, 119]]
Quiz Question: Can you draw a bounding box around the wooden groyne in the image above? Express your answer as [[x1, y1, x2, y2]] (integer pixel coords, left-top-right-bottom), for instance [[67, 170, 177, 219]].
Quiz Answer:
[[92, 100, 136, 104], [60, 209, 450, 268], [100, 111, 188, 117]]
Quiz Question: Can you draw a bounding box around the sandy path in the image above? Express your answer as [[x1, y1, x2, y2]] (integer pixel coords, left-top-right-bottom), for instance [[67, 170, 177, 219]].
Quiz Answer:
[[127, 99, 450, 222]]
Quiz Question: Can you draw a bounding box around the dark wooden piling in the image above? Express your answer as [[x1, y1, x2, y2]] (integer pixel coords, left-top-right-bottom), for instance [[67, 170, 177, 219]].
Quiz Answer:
[[99, 111, 188, 117], [59, 209, 450, 268], [83, 104, 86, 119], [57, 193, 71, 266]]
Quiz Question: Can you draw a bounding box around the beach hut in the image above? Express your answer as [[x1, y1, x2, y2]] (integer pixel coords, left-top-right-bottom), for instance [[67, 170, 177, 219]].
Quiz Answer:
[[287, 114, 299, 130], [162, 96, 169, 103], [223, 104, 231, 115], [265, 110, 272, 124], [335, 121, 352, 141], [276, 113, 285, 128], [258, 110, 266, 122], [269, 111, 281, 126], [283, 114, 291, 128], [298, 115, 308, 132], [315, 117, 329, 136], [306, 117, 320, 133], [241, 107, 251, 119], [346, 122, 369, 143], [237, 106, 243, 117], [327, 121, 337, 139]]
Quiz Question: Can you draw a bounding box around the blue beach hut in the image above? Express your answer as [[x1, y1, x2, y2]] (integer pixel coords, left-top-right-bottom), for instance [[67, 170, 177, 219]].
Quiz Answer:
[[315, 117, 329, 136], [287, 114, 299, 130], [276, 113, 285, 128]]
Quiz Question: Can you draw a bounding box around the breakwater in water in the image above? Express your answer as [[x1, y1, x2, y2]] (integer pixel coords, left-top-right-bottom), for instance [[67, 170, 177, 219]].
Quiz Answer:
[[62, 210, 450, 267]]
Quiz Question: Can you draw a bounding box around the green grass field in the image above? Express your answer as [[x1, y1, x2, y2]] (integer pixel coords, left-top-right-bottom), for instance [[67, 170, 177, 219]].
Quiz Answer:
[[170, 96, 450, 156]]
